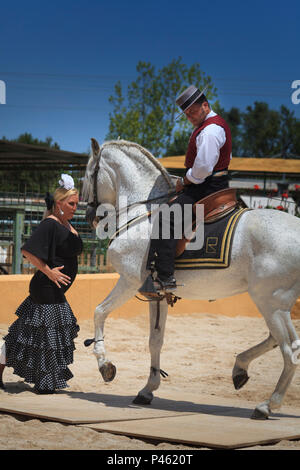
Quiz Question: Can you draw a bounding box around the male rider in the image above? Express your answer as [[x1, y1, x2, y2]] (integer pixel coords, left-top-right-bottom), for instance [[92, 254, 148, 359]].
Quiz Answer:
[[140, 84, 232, 294]]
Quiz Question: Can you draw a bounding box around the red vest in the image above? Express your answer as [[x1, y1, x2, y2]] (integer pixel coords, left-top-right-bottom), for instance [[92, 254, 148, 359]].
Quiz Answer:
[[185, 115, 232, 171]]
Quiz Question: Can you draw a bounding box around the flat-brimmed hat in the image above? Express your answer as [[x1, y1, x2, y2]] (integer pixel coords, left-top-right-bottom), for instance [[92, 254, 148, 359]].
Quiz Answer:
[[175, 84, 208, 119]]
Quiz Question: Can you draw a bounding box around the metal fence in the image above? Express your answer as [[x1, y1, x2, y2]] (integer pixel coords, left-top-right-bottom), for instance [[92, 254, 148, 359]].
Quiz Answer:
[[0, 192, 114, 275]]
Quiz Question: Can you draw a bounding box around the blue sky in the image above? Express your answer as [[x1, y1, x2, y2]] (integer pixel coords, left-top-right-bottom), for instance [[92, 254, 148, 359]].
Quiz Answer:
[[0, 0, 299, 155]]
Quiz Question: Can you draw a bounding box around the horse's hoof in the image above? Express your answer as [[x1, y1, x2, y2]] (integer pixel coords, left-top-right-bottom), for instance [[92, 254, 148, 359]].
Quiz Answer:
[[132, 393, 153, 405], [99, 362, 116, 382], [232, 371, 249, 390], [251, 408, 269, 420]]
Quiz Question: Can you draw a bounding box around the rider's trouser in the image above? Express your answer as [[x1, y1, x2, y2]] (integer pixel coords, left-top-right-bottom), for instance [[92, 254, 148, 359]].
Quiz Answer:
[[147, 175, 229, 280]]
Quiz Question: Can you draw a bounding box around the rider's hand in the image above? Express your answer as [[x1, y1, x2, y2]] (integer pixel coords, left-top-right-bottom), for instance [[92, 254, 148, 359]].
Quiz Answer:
[[176, 177, 184, 193], [47, 266, 71, 288]]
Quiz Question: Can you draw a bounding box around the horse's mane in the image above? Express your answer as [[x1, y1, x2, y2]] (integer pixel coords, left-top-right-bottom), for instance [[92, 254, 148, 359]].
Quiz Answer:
[[82, 139, 174, 201], [102, 140, 173, 188]]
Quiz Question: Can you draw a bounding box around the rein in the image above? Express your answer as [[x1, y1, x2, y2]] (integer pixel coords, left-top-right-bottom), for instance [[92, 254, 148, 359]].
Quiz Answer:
[[88, 143, 175, 217], [107, 189, 181, 248], [89, 150, 178, 242]]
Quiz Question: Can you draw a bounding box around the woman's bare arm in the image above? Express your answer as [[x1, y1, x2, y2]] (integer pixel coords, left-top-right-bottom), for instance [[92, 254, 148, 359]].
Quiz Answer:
[[21, 249, 71, 288]]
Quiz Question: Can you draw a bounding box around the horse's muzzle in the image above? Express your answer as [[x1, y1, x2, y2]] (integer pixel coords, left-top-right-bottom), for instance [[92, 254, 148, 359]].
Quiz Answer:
[[86, 204, 97, 228], [86, 204, 107, 229]]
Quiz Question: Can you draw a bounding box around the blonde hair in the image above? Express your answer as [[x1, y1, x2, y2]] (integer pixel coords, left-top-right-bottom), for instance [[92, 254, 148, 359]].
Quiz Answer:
[[43, 187, 79, 219]]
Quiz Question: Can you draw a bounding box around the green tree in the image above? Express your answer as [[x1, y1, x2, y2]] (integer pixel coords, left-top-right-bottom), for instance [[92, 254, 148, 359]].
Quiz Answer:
[[240, 102, 281, 157], [239, 103, 300, 158], [278, 106, 300, 157], [107, 58, 217, 156], [0, 133, 62, 192], [165, 129, 190, 156], [292, 121, 300, 156], [7, 132, 60, 149], [163, 102, 300, 159], [217, 106, 242, 157], [278, 106, 295, 157]]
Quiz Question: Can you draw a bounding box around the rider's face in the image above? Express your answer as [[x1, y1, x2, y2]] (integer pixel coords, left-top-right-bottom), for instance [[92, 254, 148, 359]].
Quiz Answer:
[[185, 102, 210, 127]]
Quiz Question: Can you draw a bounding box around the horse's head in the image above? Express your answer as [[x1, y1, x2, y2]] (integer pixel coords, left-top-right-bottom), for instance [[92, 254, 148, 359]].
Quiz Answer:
[[82, 137, 175, 229], [82, 138, 116, 228]]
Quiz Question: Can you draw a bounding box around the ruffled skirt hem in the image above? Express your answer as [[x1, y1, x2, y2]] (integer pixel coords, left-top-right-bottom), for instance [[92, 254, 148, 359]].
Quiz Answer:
[[4, 296, 79, 391]]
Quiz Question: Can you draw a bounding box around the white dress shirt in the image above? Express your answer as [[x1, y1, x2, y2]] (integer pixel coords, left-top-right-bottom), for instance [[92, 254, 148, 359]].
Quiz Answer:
[[186, 110, 231, 185]]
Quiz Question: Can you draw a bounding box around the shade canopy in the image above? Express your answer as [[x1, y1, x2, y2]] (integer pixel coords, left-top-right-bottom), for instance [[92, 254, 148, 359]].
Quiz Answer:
[[161, 155, 300, 174], [0, 140, 88, 171]]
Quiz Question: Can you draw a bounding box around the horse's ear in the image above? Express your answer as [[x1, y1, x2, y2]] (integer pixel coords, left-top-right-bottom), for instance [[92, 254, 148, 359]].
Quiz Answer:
[[91, 138, 101, 160]]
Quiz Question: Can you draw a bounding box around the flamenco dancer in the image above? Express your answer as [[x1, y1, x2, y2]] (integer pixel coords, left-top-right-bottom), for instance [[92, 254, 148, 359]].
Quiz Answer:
[[0, 174, 83, 394]]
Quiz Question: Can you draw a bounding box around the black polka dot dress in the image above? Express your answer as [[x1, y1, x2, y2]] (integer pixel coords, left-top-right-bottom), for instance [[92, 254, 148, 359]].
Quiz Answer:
[[3, 218, 83, 392]]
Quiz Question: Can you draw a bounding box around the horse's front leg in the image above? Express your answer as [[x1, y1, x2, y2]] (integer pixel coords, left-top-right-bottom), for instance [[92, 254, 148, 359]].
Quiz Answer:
[[91, 278, 137, 382], [133, 300, 168, 405]]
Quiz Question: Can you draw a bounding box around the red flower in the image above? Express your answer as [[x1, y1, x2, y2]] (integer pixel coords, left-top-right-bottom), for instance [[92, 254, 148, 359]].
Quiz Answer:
[[272, 188, 278, 193], [282, 192, 289, 198], [253, 184, 260, 190], [276, 205, 284, 211], [295, 185, 300, 191]]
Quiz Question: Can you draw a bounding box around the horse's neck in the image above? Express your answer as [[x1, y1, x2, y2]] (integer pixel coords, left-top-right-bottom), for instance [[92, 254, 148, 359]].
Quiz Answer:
[[103, 143, 173, 210]]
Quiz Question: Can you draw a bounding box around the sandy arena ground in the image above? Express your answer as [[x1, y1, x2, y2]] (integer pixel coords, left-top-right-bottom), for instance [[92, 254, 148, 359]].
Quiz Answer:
[[1, 311, 300, 451]]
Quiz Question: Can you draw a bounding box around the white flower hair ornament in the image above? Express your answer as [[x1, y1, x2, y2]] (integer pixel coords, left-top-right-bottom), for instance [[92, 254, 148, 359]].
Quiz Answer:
[[59, 174, 75, 190]]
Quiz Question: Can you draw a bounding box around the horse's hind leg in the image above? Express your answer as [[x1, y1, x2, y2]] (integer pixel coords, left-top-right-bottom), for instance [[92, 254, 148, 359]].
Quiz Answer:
[[232, 334, 277, 390], [133, 300, 168, 405], [249, 294, 299, 419]]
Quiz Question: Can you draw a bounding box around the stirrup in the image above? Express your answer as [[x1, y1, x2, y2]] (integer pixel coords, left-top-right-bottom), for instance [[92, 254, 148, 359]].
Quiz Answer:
[[138, 274, 182, 306], [155, 276, 177, 292], [139, 274, 177, 298], [138, 274, 162, 298]]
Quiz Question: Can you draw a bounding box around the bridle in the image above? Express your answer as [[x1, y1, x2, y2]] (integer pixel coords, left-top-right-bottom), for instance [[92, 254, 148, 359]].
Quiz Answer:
[[86, 154, 178, 227], [88, 157, 101, 210]]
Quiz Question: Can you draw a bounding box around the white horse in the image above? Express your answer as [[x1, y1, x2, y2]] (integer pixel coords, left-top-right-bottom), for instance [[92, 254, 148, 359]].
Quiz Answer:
[[82, 138, 300, 420]]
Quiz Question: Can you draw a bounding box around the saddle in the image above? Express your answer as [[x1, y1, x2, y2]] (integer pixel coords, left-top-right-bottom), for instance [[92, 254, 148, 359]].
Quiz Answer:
[[176, 188, 238, 257]]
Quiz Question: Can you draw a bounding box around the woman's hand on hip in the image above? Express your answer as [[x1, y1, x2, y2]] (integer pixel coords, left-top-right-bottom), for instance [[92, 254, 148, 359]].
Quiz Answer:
[[48, 266, 71, 288]]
